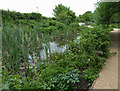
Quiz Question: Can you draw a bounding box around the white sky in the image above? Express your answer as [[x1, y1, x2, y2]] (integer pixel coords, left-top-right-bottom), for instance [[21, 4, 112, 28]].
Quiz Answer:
[[0, 0, 99, 17]]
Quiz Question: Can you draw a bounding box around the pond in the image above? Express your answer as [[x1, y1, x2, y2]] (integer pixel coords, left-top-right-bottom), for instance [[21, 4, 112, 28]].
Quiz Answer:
[[26, 33, 81, 68], [28, 41, 67, 67]]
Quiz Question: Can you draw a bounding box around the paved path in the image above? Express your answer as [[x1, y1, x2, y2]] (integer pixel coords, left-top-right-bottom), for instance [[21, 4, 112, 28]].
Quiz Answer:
[[92, 28, 119, 90]]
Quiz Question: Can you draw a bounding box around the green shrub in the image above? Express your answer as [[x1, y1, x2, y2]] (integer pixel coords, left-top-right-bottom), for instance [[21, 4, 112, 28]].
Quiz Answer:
[[109, 23, 120, 28], [47, 26, 57, 32], [68, 22, 81, 31], [48, 20, 56, 26], [82, 67, 99, 83], [33, 68, 80, 90], [56, 22, 65, 30], [69, 25, 111, 82]]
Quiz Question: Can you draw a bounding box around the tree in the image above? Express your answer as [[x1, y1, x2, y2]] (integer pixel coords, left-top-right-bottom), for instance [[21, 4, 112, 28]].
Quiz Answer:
[[53, 4, 76, 25], [76, 11, 93, 23], [110, 12, 120, 23], [94, 1, 120, 26], [1, 10, 42, 22], [82, 11, 93, 22], [76, 15, 85, 22]]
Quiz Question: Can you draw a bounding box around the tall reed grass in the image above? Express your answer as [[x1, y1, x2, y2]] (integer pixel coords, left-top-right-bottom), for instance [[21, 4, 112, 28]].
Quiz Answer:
[[2, 21, 73, 77], [2, 22, 43, 76]]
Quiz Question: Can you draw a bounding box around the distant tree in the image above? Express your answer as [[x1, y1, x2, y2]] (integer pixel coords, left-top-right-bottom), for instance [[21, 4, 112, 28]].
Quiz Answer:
[[76, 11, 93, 23], [53, 4, 70, 16], [94, 1, 120, 26], [82, 11, 93, 22], [53, 4, 76, 25], [1, 9, 13, 23], [30, 13, 42, 21], [1, 10, 42, 22], [76, 15, 85, 22]]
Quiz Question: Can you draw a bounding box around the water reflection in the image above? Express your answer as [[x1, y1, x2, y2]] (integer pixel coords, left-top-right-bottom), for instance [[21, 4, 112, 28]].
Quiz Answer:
[[28, 32, 80, 67], [28, 41, 66, 66], [40, 42, 66, 59], [29, 35, 81, 60]]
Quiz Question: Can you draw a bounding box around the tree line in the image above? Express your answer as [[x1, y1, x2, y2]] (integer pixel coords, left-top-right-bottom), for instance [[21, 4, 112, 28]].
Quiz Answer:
[[1, 1, 120, 26]]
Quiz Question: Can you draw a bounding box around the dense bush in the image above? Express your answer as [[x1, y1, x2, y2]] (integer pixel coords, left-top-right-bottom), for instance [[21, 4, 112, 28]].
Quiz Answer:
[[69, 25, 111, 83], [1, 9, 42, 22], [108, 23, 120, 28], [68, 22, 81, 32]]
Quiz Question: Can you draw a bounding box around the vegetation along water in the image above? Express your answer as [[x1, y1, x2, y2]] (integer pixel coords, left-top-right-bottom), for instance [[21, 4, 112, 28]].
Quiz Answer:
[[1, 1, 120, 90]]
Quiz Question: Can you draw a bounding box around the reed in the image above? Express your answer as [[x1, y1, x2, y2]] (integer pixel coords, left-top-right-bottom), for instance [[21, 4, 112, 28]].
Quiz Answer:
[[2, 22, 42, 76], [2, 21, 73, 77]]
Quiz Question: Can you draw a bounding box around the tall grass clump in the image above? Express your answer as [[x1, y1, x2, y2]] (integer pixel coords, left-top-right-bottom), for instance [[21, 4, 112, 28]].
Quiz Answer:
[[2, 22, 44, 76]]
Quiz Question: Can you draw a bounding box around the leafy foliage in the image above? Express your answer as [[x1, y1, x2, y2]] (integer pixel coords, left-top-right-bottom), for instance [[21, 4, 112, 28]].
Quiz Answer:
[[76, 11, 94, 23], [94, 2, 120, 26], [1, 9, 42, 22], [53, 4, 76, 25], [82, 11, 93, 22], [69, 25, 111, 83]]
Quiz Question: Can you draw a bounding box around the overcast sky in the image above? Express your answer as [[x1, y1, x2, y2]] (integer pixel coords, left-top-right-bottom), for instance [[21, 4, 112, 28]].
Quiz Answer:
[[0, 0, 99, 17]]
